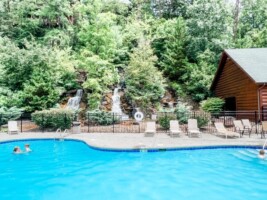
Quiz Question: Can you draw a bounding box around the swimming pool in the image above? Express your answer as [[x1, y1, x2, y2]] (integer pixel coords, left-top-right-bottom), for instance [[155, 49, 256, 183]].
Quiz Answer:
[[0, 139, 266, 200]]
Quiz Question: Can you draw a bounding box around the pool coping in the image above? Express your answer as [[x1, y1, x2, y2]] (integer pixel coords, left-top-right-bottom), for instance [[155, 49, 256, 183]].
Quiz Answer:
[[0, 137, 263, 152]]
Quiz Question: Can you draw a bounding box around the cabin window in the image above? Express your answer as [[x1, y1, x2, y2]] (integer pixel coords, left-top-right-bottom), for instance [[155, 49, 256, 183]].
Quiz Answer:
[[224, 97, 236, 111]]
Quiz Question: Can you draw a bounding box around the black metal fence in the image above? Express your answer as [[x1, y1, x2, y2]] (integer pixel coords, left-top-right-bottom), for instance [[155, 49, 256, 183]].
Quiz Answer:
[[0, 110, 264, 134]]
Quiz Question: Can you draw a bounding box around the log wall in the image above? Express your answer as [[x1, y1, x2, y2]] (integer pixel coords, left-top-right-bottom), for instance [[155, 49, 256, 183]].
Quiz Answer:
[[214, 58, 262, 111]]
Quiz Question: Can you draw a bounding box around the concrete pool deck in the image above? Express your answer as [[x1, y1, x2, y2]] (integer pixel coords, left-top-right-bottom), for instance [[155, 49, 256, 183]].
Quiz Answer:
[[0, 131, 266, 150]]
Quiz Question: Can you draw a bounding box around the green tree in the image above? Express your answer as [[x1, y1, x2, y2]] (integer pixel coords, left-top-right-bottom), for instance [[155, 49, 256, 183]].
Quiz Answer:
[[0, 0, 79, 46], [0, 37, 75, 91], [77, 2, 123, 110], [235, 0, 267, 48], [186, 0, 232, 62], [151, 0, 193, 19], [185, 50, 216, 102], [239, 0, 267, 35], [16, 69, 60, 112], [156, 17, 188, 82], [125, 39, 166, 109], [81, 54, 119, 110]]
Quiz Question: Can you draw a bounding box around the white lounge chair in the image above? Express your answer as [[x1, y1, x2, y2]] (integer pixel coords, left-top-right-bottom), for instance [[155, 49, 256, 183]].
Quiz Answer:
[[187, 119, 201, 137], [233, 120, 250, 137], [261, 121, 267, 139], [8, 121, 19, 134], [169, 120, 182, 137], [214, 122, 240, 139], [241, 119, 254, 135], [144, 121, 156, 137]]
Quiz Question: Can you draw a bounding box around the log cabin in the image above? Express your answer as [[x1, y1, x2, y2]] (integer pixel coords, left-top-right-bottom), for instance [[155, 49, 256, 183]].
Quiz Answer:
[[211, 48, 267, 117]]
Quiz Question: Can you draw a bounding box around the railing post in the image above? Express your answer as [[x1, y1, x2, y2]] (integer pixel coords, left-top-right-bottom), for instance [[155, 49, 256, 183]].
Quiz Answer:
[[255, 111, 258, 133], [113, 113, 115, 133]]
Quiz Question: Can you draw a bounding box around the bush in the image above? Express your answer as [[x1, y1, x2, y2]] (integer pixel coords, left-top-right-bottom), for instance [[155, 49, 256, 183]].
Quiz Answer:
[[87, 110, 119, 125], [32, 109, 74, 130], [158, 115, 176, 130], [200, 97, 225, 114], [0, 107, 23, 126], [195, 115, 210, 128], [174, 103, 191, 124]]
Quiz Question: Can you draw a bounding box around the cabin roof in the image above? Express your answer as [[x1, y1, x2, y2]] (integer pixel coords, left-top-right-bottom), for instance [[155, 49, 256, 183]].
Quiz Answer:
[[211, 48, 267, 90]]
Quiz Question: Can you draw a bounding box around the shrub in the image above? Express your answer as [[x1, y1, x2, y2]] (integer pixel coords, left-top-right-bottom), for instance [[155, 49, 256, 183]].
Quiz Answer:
[[200, 97, 225, 114], [32, 109, 74, 130], [158, 115, 176, 130], [195, 115, 210, 128], [174, 103, 191, 124], [87, 110, 119, 125], [0, 107, 23, 126]]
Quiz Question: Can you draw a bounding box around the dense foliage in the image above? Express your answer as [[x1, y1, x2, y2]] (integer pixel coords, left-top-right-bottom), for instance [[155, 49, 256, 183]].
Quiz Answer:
[[175, 103, 191, 124], [87, 110, 119, 125], [201, 97, 225, 113], [0, 0, 267, 112], [0, 107, 23, 126], [32, 109, 74, 130], [158, 115, 176, 130], [195, 115, 210, 128], [125, 39, 166, 109]]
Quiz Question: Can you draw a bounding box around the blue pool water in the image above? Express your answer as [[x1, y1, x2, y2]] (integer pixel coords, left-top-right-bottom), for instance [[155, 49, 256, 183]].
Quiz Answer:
[[0, 140, 267, 200]]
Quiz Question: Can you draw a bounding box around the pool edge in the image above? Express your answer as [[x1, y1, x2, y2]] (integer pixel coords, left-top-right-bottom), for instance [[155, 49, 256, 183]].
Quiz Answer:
[[0, 137, 263, 152]]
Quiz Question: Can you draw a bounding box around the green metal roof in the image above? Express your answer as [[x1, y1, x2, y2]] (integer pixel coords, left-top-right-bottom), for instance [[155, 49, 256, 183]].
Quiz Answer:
[[225, 48, 267, 83]]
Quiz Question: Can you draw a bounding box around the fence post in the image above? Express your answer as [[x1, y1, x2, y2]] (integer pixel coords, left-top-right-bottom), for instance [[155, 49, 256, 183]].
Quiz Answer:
[[88, 112, 90, 133], [165, 112, 167, 133], [223, 111, 225, 126], [0, 114, 2, 132], [20, 113, 23, 133], [113, 113, 115, 133], [42, 114, 44, 133], [64, 113, 67, 130]]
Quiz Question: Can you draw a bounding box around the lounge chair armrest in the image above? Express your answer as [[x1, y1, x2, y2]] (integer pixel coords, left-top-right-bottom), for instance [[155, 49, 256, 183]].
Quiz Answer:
[[244, 127, 251, 131], [243, 126, 252, 130], [235, 127, 242, 132]]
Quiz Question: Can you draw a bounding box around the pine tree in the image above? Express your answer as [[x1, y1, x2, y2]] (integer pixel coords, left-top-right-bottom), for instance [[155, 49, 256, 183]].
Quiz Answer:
[[159, 17, 188, 82], [125, 38, 166, 109]]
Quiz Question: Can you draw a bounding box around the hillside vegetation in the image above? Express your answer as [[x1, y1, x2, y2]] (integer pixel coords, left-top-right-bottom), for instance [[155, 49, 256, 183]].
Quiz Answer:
[[0, 0, 266, 112]]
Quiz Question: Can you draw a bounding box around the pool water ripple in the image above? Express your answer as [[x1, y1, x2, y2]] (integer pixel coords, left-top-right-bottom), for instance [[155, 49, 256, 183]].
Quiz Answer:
[[0, 140, 267, 200]]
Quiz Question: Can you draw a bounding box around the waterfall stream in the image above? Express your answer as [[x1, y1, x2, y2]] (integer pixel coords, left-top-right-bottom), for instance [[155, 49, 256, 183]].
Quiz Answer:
[[112, 87, 129, 120], [67, 89, 83, 110]]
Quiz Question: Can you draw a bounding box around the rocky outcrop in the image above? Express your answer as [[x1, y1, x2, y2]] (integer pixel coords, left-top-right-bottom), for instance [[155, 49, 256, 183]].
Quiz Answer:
[[161, 90, 177, 108], [120, 94, 133, 114], [77, 70, 87, 85], [100, 92, 113, 111]]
